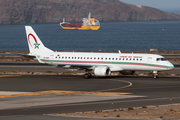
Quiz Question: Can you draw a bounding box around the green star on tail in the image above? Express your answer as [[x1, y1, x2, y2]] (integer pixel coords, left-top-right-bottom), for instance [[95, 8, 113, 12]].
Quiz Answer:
[[34, 42, 40, 49]]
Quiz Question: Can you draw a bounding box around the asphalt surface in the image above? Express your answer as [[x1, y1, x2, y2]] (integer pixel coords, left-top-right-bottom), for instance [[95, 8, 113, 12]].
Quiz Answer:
[[0, 75, 180, 119], [0, 61, 180, 120]]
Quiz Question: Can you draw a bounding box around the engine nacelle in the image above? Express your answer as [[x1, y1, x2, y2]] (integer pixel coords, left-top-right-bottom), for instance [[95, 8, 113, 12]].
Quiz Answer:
[[119, 71, 136, 75], [93, 66, 111, 76]]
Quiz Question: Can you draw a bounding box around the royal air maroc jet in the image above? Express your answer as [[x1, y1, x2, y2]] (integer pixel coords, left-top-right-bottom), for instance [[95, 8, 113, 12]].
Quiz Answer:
[[25, 26, 174, 79]]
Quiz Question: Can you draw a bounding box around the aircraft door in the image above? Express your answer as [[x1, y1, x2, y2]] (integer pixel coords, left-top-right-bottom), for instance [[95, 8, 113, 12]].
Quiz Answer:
[[148, 57, 152, 65], [50, 55, 54, 63]]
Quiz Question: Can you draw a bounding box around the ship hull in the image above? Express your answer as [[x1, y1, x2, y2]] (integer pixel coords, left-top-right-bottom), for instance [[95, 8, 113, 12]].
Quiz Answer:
[[90, 26, 100, 30], [77, 26, 100, 30], [61, 26, 100, 30], [62, 27, 80, 30], [77, 26, 91, 30]]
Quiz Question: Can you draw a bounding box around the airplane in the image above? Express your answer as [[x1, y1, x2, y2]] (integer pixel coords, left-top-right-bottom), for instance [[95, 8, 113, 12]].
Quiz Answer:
[[25, 26, 174, 79]]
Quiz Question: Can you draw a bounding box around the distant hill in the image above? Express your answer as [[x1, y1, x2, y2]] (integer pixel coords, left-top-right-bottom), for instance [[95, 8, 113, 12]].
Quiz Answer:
[[0, 0, 180, 24]]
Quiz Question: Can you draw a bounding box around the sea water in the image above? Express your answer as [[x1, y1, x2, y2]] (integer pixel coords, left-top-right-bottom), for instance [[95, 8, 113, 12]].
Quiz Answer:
[[0, 21, 180, 51]]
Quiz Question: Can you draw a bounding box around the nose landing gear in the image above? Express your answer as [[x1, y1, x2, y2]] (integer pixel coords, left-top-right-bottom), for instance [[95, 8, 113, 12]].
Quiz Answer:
[[153, 71, 158, 79]]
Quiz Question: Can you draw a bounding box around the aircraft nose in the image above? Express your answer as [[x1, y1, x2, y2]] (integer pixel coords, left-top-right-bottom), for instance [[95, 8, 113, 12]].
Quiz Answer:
[[168, 62, 174, 70], [171, 64, 175, 69]]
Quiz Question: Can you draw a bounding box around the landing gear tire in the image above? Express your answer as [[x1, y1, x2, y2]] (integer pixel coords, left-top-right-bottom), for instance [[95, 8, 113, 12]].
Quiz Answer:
[[84, 73, 89, 79], [84, 73, 92, 79], [154, 75, 158, 79]]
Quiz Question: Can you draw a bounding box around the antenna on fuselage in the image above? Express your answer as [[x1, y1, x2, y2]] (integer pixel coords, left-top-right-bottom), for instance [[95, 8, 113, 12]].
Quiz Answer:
[[118, 50, 121, 53]]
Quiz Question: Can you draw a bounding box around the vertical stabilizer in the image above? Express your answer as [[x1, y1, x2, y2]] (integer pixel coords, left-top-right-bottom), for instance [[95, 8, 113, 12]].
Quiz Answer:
[[25, 26, 53, 54]]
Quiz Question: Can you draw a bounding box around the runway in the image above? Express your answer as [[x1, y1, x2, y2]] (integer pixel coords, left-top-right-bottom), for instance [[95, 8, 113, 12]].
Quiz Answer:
[[0, 75, 180, 117]]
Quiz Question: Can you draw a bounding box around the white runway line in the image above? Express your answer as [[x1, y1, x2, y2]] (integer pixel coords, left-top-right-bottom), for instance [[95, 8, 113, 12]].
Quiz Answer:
[[0, 91, 31, 95]]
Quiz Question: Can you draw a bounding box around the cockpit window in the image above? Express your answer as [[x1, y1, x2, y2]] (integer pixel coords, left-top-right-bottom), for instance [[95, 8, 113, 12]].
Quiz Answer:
[[156, 58, 167, 61], [156, 58, 160, 61], [161, 58, 167, 61]]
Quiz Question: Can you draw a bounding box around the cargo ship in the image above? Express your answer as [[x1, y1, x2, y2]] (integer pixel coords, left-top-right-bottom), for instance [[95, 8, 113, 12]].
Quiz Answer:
[[60, 12, 100, 30]]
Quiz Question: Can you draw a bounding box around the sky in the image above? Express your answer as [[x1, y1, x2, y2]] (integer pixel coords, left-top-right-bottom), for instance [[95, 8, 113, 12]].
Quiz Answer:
[[120, 0, 180, 13]]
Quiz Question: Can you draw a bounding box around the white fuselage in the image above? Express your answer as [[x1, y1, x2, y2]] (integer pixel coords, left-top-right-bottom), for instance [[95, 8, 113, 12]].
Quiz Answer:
[[37, 52, 174, 71]]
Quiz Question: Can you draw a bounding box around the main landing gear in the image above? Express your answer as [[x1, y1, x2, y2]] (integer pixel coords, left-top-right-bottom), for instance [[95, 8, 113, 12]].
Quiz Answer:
[[84, 70, 92, 79], [153, 71, 158, 79]]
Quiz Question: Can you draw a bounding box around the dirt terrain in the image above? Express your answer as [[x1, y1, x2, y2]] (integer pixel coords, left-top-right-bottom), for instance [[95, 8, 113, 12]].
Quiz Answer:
[[55, 104, 180, 119]]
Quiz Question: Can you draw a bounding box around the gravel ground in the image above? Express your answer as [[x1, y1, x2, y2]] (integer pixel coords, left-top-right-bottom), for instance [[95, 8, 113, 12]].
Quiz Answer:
[[54, 104, 180, 119]]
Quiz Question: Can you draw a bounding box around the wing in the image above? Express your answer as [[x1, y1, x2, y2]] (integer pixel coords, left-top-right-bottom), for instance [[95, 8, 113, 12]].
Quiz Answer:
[[17, 53, 36, 59], [52, 63, 97, 70]]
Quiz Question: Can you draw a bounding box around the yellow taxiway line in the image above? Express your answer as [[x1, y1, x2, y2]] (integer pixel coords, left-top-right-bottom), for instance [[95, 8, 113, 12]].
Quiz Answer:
[[40, 90, 132, 95], [0, 90, 132, 98], [0, 75, 21, 77]]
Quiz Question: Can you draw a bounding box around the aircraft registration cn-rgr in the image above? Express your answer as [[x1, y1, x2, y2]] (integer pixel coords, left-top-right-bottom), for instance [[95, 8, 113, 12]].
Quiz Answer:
[[25, 26, 174, 79]]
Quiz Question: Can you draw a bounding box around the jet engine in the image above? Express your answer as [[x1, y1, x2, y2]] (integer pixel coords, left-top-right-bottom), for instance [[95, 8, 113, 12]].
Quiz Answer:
[[93, 66, 111, 76], [119, 71, 136, 75]]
